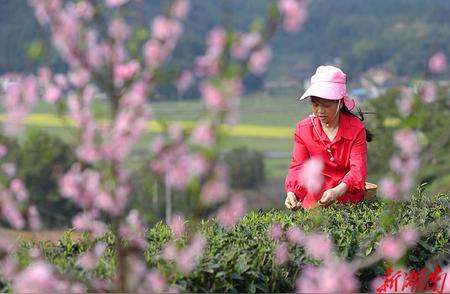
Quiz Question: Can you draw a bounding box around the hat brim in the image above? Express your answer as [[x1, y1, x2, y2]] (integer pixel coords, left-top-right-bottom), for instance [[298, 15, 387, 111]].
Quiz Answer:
[[298, 81, 346, 101]]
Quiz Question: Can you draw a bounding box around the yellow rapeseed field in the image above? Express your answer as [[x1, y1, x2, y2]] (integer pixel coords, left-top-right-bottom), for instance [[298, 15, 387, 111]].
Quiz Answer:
[[0, 114, 293, 139]]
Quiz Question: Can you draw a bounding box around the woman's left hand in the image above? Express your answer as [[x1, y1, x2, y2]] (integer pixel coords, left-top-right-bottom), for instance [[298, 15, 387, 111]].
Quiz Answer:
[[318, 188, 340, 206]]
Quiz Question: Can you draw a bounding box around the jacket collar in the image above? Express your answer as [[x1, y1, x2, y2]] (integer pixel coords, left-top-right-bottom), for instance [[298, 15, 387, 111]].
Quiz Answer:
[[310, 112, 353, 142], [339, 112, 353, 140]]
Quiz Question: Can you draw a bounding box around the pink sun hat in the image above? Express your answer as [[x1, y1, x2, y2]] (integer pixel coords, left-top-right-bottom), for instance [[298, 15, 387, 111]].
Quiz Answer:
[[299, 65, 355, 110]]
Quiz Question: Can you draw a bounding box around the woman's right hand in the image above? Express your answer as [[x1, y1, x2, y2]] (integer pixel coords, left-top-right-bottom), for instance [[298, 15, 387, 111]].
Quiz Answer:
[[285, 192, 301, 210]]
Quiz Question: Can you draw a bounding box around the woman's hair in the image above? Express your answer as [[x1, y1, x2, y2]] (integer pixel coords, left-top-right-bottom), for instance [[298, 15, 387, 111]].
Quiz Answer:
[[340, 104, 374, 142]]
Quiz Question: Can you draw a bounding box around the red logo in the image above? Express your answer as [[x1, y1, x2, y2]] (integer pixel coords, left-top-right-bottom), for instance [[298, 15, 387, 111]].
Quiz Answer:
[[376, 266, 448, 294]]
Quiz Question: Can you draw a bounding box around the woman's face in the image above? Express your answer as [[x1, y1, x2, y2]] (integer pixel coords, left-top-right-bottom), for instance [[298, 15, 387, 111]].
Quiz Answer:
[[311, 96, 341, 125]]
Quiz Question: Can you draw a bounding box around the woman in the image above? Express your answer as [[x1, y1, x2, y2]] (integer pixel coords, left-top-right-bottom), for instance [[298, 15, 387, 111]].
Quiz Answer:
[[284, 65, 373, 210]]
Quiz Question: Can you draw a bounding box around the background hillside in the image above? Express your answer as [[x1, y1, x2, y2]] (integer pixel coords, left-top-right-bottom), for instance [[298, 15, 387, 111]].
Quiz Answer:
[[2, 0, 450, 86]]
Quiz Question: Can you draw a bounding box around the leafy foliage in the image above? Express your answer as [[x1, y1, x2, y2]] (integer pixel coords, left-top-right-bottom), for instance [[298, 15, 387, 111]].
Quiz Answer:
[[3, 0, 450, 82], [365, 85, 450, 191], [147, 188, 449, 292], [223, 147, 265, 189], [7, 187, 449, 293], [0, 129, 78, 228]]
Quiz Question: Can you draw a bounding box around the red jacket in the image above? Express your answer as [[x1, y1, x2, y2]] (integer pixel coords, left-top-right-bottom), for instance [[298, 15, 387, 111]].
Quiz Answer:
[[285, 112, 368, 209]]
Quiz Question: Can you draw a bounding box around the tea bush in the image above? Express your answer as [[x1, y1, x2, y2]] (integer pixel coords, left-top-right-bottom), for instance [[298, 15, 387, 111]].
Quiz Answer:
[[5, 187, 449, 293]]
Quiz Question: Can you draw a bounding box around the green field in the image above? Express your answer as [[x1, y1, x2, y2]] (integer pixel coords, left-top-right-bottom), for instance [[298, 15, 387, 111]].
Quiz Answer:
[[3, 93, 310, 182]]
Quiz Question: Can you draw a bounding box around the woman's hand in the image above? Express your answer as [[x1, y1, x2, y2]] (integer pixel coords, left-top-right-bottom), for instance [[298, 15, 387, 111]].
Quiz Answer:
[[285, 192, 302, 211], [318, 189, 341, 206], [319, 183, 348, 207]]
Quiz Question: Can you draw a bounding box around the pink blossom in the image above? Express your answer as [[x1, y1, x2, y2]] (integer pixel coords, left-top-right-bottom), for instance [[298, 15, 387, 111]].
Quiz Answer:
[[231, 32, 261, 59], [13, 261, 62, 293], [295, 261, 359, 293], [176, 70, 194, 92], [393, 129, 421, 156], [38, 67, 52, 82], [121, 80, 148, 106], [399, 176, 413, 194], [54, 74, 68, 89], [370, 276, 386, 293], [421, 82, 437, 103], [151, 16, 182, 41], [396, 88, 413, 116], [28, 205, 42, 231], [400, 227, 419, 246], [143, 270, 167, 292], [275, 242, 289, 265], [3, 82, 32, 135], [44, 84, 61, 102], [114, 60, 140, 85], [143, 40, 167, 68], [72, 212, 107, 237], [76, 242, 106, 270], [69, 69, 90, 87], [151, 136, 166, 154], [248, 46, 272, 75], [119, 210, 147, 249], [199, 82, 224, 109], [60, 165, 103, 208], [74, 1, 94, 19], [188, 154, 209, 177], [29, 247, 41, 259], [208, 27, 227, 51], [22, 75, 38, 104], [268, 223, 283, 240], [2, 202, 25, 229], [0, 145, 7, 159], [4, 83, 21, 108], [389, 155, 419, 175], [303, 233, 333, 260], [1, 163, 16, 178], [170, 0, 190, 19], [162, 244, 177, 261], [70, 283, 87, 293], [377, 236, 406, 261], [85, 31, 102, 69], [216, 196, 246, 229], [194, 54, 220, 76], [109, 18, 130, 40], [4, 108, 28, 135], [0, 256, 19, 280], [51, 11, 81, 65], [76, 145, 100, 163], [287, 226, 304, 244], [76, 252, 96, 271], [170, 214, 185, 237], [10, 178, 28, 201], [167, 158, 191, 189], [28, 0, 61, 25], [428, 52, 447, 73], [168, 123, 184, 142], [279, 0, 307, 32], [191, 122, 215, 147], [201, 180, 228, 204], [300, 157, 324, 194], [95, 191, 123, 215], [379, 177, 401, 200], [176, 234, 207, 273], [105, 0, 129, 8], [151, 145, 188, 175]]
